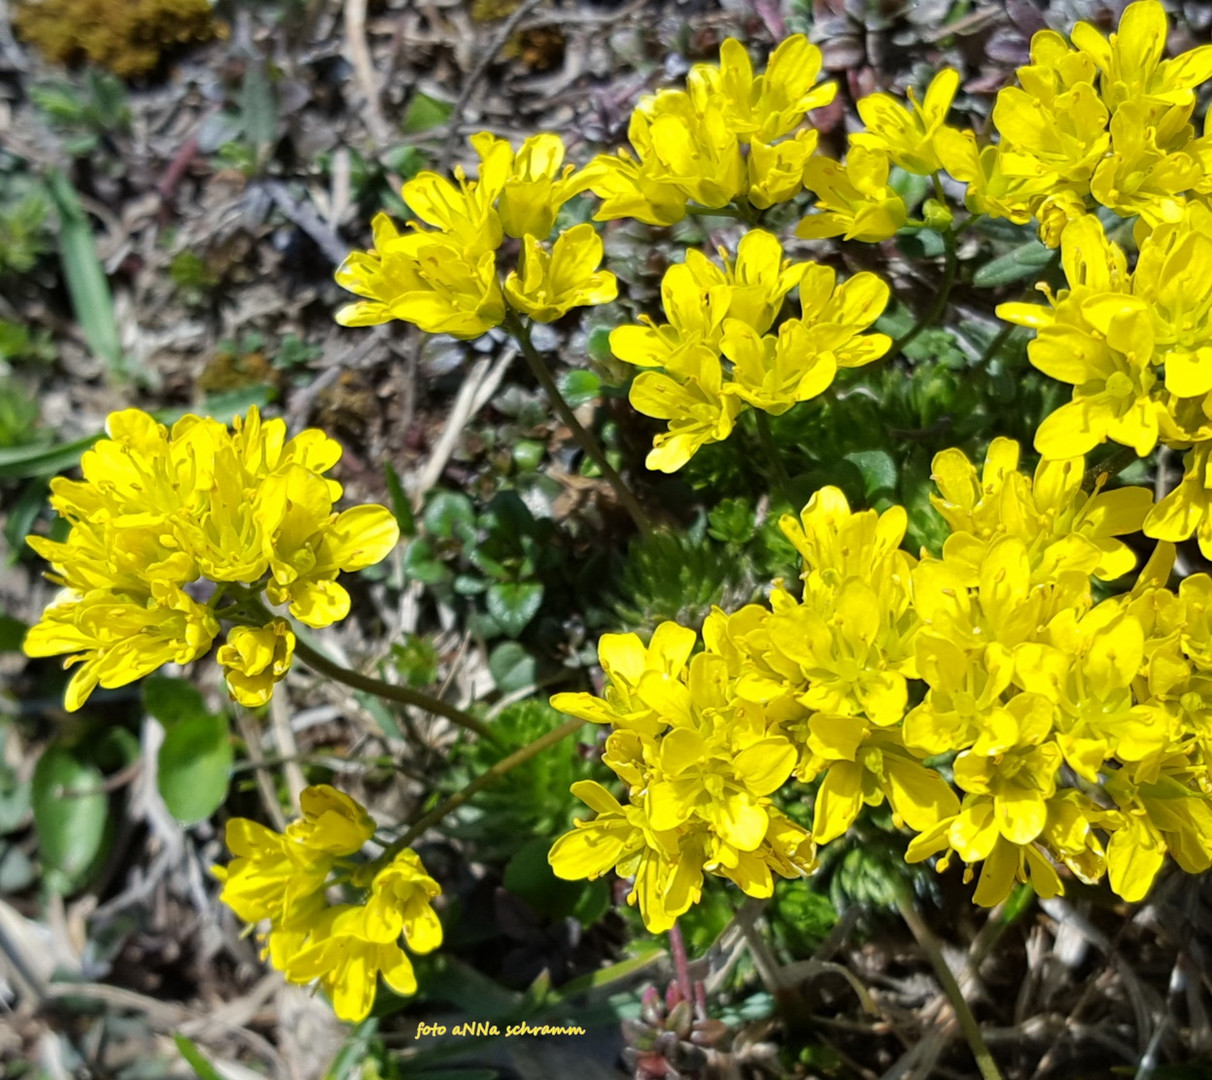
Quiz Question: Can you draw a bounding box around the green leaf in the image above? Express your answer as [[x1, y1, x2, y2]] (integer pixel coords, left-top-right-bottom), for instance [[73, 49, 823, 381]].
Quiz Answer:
[[0, 762, 31, 835], [4, 478, 49, 565], [488, 641, 536, 694], [402, 93, 453, 133], [0, 615, 26, 652], [402, 537, 451, 586], [972, 238, 1054, 288], [32, 744, 109, 892], [586, 325, 615, 365], [0, 429, 99, 480], [383, 462, 416, 537], [173, 1034, 225, 1080], [511, 439, 545, 471], [144, 675, 209, 727], [381, 144, 429, 179], [486, 581, 543, 638], [558, 369, 601, 408], [504, 836, 608, 922], [190, 386, 277, 425], [46, 170, 126, 377], [844, 449, 898, 499], [423, 491, 476, 542], [158, 714, 233, 825], [240, 59, 278, 162]]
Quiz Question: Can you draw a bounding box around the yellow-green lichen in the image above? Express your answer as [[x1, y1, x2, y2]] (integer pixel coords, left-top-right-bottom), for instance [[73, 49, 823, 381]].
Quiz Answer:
[[15, 0, 224, 78]]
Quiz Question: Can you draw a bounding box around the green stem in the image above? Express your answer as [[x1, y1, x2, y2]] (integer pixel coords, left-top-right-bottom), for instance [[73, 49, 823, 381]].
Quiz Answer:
[[504, 311, 652, 536], [1082, 443, 1139, 491], [685, 204, 751, 222], [896, 886, 1004, 1080], [891, 225, 959, 359], [975, 321, 1018, 370], [378, 716, 585, 859], [754, 410, 793, 504], [291, 638, 500, 744]]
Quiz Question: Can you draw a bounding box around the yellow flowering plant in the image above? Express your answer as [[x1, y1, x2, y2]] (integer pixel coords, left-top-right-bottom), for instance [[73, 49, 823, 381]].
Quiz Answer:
[[19, 7, 1212, 1073], [24, 406, 399, 711], [214, 785, 443, 1022]]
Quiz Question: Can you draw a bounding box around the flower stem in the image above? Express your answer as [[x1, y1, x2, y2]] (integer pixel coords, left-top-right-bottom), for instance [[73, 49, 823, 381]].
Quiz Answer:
[[975, 321, 1018, 371], [1082, 443, 1139, 491], [895, 885, 1004, 1080], [668, 922, 695, 1012], [292, 637, 500, 744], [504, 311, 652, 536], [754, 410, 794, 505], [379, 715, 585, 859], [891, 225, 959, 359]]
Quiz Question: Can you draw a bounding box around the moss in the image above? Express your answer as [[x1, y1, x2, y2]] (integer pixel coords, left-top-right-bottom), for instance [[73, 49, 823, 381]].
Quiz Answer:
[[14, 0, 224, 78]]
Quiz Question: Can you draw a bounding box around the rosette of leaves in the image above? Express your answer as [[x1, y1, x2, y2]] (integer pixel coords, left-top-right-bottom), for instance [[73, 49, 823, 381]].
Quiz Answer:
[[403, 490, 556, 640], [612, 516, 750, 633]]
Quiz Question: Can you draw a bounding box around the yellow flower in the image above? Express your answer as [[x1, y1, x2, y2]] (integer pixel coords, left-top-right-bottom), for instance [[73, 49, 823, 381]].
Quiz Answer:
[[647, 717, 797, 851], [260, 466, 400, 628], [610, 263, 730, 376], [852, 68, 961, 175], [277, 904, 420, 1023], [766, 576, 916, 726], [1070, 0, 1212, 114], [1145, 443, 1212, 558], [503, 223, 618, 322], [25, 407, 398, 711], [991, 80, 1109, 191], [213, 817, 330, 926], [797, 147, 907, 243], [335, 224, 506, 338], [688, 35, 836, 143], [216, 787, 444, 1023], [631, 94, 746, 210], [936, 129, 1051, 226], [471, 131, 582, 240], [284, 784, 376, 855], [629, 350, 744, 472], [24, 583, 218, 713], [719, 318, 836, 415], [551, 621, 697, 735], [928, 437, 1153, 582], [400, 138, 508, 256], [1104, 764, 1212, 901], [748, 130, 818, 209], [804, 715, 958, 843], [580, 149, 689, 227], [1089, 101, 1201, 226], [217, 619, 296, 707], [358, 849, 444, 950], [997, 214, 1166, 458], [549, 779, 701, 933]]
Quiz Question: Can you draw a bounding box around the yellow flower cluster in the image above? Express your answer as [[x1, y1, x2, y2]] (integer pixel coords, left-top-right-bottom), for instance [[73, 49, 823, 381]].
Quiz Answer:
[[796, 69, 960, 243], [335, 133, 616, 337], [610, 229, 891, 471], [547, 623, 817, 933], [940, 0, 1212, 243], [998, 202, 1212, 559], [551, 438, 1212, 914], [23, 407, 399, 710], [581, 36, 836, 225], [215, 785, 442, 1023]]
